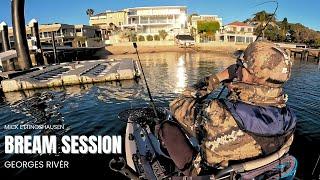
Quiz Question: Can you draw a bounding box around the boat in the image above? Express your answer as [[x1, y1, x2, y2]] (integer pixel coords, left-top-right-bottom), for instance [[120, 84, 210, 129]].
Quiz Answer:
[[109, 106, 298, 180]]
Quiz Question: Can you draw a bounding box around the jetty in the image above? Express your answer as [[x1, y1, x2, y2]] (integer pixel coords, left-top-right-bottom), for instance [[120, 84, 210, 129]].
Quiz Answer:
[[276, 43, 320, 62], [0, 59, 140, 92], [288, 48, 320, 62]]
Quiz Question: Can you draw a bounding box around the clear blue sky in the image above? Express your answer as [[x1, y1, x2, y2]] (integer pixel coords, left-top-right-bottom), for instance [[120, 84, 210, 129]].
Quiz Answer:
[[0, 0, 319, 31]]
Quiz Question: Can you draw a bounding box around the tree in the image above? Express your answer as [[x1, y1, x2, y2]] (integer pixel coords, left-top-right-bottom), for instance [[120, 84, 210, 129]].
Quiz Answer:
[[315, 38, 320, 48], [146, 35, 153, 41], [119, 29, 136, 42], [276, 17, 289, 42], [197, 20, 220, 34], [86, 9, 94, 17], [252, 11, 276, 39], [158, 30, 168, 40], [154, 34, 160, 41], [264, 24, 279, 41], [138, 35, 145, 41]]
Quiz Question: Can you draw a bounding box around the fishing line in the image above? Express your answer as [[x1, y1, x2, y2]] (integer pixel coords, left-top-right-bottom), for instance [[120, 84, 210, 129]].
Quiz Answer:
[[312, 154, 320, 176]]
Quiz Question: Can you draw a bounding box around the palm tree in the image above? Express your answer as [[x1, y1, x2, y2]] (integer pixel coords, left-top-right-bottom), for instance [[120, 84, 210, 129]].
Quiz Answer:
[[86, 9, 95, 17], [252, 11, 276, 39]]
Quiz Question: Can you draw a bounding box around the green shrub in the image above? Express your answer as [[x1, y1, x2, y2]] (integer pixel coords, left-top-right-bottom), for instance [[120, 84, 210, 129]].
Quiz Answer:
[[154, 34, 160, 41], [138, 35, 145, 41], [131, 34, 137, 42], [146, 35, 153, 41], [158, 30, 168, 40], [197, 20, 220, 34]]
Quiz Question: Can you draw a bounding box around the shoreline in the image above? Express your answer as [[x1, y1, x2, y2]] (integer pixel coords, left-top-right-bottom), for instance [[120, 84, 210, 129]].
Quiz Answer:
[[102, 42, 249, 56]]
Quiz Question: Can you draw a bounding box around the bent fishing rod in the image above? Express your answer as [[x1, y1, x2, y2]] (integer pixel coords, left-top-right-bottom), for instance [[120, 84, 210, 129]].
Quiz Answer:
[[216, 0, 279, 99], [133, 42, 159, 119]]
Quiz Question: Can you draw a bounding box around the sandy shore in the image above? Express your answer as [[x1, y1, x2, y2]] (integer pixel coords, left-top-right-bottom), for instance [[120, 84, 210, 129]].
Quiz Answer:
[[102, 42, 249, 56]]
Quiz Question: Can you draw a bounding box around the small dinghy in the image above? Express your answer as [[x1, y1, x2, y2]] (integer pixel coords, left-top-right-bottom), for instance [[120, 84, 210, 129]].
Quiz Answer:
[[109, 107, 298, 180]]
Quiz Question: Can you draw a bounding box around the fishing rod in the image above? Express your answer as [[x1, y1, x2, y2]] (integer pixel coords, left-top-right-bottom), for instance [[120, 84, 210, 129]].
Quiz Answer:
[[216, 0, 279, 99], [133, 42, 159, 119], [254, 0, 279, 41]]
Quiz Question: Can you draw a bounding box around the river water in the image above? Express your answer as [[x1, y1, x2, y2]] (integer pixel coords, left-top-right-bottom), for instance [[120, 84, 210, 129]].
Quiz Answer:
[[0, 52, 319, 179]]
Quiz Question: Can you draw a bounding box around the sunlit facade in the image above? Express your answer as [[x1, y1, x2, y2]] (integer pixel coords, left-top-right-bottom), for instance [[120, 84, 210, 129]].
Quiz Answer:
[[122, 6, 187, 34], [217, 21, 256, 43]]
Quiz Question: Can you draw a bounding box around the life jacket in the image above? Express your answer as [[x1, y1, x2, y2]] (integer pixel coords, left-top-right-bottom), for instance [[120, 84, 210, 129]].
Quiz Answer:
[[219, 99, 296, 137]]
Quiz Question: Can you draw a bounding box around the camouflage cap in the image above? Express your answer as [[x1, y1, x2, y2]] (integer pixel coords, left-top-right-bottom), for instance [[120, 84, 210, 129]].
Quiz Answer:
[[241, 41, 292, 87]]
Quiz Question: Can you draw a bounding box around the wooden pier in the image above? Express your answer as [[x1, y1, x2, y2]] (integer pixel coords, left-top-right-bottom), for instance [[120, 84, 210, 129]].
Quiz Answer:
[[288, 48, 320, 62], [275, 43, 320, 63], [0, 59, 140, 92]]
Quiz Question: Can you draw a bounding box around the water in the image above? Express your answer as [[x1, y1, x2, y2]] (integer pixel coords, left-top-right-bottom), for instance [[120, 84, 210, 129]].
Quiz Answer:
[[0, 52, 319, 178]]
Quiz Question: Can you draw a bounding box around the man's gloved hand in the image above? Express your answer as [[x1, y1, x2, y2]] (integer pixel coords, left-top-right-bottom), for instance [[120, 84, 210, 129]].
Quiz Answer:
[[207, 75, 220, 92], [226, 64, 239, 81], [182, 87, 208, 99], [181, 75, 221, 99]]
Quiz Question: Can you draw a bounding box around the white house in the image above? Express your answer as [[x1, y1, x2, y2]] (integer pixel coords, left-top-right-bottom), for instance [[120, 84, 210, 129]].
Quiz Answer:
[[217, 21, 256, 43], [122, 6, 187, 34]]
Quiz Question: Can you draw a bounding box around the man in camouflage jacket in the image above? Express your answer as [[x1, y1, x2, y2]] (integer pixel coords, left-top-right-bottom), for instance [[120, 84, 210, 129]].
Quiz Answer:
[[159, 41, 297, 175]]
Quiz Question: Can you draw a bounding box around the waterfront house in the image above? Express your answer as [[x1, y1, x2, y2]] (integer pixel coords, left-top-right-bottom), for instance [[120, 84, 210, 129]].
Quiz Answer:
[[89, 10, 127, 40], [8, 23, 103, 48], [121, 6, 188, 35], [190, 15, 222, 29], [89, 10, 127, 29], [189, 14, 222, 42], [0, 34, 3, 52], [75, 24, 103, 47], [217, 21, 256, 43]]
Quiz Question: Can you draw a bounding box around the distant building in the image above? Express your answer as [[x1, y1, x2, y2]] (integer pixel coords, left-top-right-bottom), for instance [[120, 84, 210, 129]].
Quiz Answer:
[[39, 23, 76, 46], [75, 24, 98, 37], [190, 15, 222, 29], [8, 23, 102, 47], [89, 11, 127, 29], [0, 35, 3, 52], [189, 15, 223, 42], [217, 21, 256, 43], [122, 6, 187, 34], [74, 24, 103, 47]]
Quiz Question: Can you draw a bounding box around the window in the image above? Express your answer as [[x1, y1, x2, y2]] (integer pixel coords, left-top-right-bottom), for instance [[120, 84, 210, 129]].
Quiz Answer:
[[76, 29, 82, 33], [240, 27, 245, 32], [236, 36, 245, 43]]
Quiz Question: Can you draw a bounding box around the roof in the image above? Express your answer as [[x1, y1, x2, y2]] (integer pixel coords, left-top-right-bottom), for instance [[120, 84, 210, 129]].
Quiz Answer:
[[227, 21, 253, 27], [92, 11, 126, 17], [75, 24, 97, 29], [127, 6, 187, 10], [92, 12, 107, 17], [175, 35, 194, 41]]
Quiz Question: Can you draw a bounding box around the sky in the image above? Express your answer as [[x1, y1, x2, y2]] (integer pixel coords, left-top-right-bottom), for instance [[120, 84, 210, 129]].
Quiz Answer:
[[0, 0, 319, 31]]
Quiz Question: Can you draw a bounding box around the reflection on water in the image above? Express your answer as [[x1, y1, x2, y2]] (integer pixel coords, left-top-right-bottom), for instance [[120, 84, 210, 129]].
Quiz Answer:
[[0, 52, 319, 178], [175, 55, 187, 93]]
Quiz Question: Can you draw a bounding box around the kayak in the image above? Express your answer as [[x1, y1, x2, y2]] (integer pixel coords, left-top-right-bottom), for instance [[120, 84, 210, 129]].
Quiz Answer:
[[110, 107, 298, 180]]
